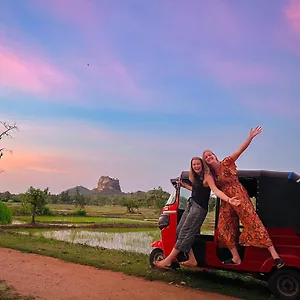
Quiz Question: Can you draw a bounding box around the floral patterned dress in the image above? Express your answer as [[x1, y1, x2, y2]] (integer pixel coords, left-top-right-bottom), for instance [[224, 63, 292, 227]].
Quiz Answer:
[[215, 156, 273, 249]]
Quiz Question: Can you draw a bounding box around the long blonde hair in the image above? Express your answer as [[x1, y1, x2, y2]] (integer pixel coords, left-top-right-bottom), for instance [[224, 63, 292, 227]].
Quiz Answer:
[[189, 157, 209, 184], [202, 150, 218, 179]]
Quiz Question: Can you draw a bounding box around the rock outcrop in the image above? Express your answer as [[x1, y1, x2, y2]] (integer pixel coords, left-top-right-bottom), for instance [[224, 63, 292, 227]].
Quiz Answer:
[[97, 176, 122, 193], [61, 176, 123, 196]]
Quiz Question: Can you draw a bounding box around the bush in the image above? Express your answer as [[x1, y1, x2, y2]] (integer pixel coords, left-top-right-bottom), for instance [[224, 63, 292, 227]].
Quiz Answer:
[[7, 199, 14, 204], [0, 201, 13, 224], [39, 205, 52, 216], [72, 209, 87, 216], [10, 205, 30, 215]]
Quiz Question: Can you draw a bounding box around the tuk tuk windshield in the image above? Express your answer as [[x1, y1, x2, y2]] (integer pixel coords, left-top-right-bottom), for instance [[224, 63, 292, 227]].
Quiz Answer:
[[179, 187, 191, 210], [165, 191, 176, 205]]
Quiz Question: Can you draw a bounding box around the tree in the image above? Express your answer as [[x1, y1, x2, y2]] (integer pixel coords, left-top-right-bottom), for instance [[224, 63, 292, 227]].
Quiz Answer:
[[96, 195, 109, 206], [59, 191, 72, 203], [21, 186, 49, 224], [121, 195, 140, 213], [47, 193, 60, 204], [0, 121, 18, 172], [0, 191, 12, 202], [73, 187, 86, 209], [146, 186, 170, 209]]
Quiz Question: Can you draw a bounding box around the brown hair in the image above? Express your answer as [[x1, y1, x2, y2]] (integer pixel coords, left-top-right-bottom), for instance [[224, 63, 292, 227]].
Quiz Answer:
[[189, 157, 209, 184]]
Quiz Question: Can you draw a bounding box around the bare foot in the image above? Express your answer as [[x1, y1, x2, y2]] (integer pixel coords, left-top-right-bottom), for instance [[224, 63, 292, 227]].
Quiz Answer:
[[153, 260, 171, 270], [180, 261, 198, 268]]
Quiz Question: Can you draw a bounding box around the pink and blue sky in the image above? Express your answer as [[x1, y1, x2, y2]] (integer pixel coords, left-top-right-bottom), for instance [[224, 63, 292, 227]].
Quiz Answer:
[[1, 0, 300, 194]]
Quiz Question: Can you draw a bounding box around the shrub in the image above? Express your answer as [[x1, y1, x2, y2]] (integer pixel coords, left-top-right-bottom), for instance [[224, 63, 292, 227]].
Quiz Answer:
[[0, 201, 13, 224], [10, 205, 30, 215], [39, 205, 52, 216], [72, 209, 87, 216]]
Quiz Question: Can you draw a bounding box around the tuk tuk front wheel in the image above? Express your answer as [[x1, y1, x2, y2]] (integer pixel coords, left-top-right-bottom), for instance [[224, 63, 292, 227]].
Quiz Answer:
[[149, 248, 165, 268], [268, 268, 300, 299]]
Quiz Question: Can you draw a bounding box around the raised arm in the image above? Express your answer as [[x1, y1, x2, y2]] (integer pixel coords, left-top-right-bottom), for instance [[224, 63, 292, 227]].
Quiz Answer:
[[205, 175, 240, 206], [179, 180, 192, 191], [230, 126, 262, 162]]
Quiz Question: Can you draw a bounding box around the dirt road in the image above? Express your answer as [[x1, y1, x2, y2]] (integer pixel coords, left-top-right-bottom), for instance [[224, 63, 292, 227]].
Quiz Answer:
[[0, 248, 239, 300]]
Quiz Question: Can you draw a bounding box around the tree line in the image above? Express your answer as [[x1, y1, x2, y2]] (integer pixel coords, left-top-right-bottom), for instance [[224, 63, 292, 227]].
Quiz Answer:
[[0, 186, 172, 223]]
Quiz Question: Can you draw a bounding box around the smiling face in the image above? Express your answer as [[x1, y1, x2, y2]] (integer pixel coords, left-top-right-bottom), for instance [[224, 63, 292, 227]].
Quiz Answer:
[[203, 150, 218, 165], [191, 158, 203, 174]]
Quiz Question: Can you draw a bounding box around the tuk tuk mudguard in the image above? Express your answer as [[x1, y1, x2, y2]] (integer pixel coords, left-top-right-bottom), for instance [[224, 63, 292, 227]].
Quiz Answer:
[[260, 255, 300, 273], [151, 240, 163, 250]]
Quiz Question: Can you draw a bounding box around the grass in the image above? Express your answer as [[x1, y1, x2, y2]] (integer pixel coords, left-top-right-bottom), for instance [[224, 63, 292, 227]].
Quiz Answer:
[[14, 215, 156, 225], [14, 227, 159, 234], [50, 204, 159, 218], [0, 229, 274, 300], [10, 204, 214, 232], [8, 203, 160, 226], [8, 203, 160, 220], [0, 281, 34, 300]]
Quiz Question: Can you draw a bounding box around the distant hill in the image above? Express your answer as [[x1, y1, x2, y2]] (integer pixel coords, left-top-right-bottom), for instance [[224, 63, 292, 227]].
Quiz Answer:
[[61, 176, 123, 196], [89, 187, 124, 196], [63, 186, 91, 196]]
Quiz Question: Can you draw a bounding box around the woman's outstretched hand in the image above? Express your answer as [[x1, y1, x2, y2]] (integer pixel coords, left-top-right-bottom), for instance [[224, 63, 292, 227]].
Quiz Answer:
[[228, 196, 240, 206], [177, 179, 183, 186], [249, 126, 262, 139]]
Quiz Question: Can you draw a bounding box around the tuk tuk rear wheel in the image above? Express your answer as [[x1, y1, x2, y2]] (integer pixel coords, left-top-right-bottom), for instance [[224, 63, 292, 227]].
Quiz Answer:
[[268, 269, 300, 299], [149, 248, 165, 268]]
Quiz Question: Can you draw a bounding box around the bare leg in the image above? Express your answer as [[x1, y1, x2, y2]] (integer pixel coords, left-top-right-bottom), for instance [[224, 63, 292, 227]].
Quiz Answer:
[[268, 245, 285, 268], [228, 246, 241, 264], [154, 248, 179, 268], [268, 245, 280, 259], [180, 249, 197, 267]]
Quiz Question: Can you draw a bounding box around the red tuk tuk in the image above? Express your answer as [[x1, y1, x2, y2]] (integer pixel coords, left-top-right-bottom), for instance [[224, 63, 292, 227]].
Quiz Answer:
[[150, 170, 300, 299]]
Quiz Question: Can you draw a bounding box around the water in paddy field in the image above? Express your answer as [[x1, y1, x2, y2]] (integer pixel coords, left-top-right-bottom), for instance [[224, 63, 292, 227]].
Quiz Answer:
[[16, 226, 213, 254], [17, 228, 161, 254]]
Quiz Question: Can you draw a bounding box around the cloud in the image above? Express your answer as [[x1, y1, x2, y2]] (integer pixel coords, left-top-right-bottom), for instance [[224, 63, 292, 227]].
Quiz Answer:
[[26, 166, 69, 174], [0, 116, 240, 194], [1, 114, 299, 195], [201, 56, 277, 87], [285, 0, 300, 36], [28, 0, 101, 35], [75, 58, 142, 101], [157, 0, 243, 48], [275, 0, 300, 60], [0, 151, 85, 193], [0, 38, 75, 98], [1, 151, 69, 173], [28, 0, 142, 102], [237, 95, 300, 120]]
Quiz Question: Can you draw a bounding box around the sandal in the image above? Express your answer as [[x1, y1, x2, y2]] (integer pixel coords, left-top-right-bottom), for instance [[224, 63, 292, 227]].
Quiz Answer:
[[179, 261, 198, 268], [223, 259, 241, 265], [274, 258, 285, 269]]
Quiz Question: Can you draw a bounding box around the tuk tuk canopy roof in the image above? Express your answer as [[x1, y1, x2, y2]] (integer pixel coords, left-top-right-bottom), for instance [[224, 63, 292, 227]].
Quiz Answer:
[[178, 170, 300, 183], [173, 169, 300, 229]]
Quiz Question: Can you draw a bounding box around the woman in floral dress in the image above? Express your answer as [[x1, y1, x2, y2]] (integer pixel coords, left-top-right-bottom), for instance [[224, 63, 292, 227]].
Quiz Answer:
[[202, 126, 284, 268]]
